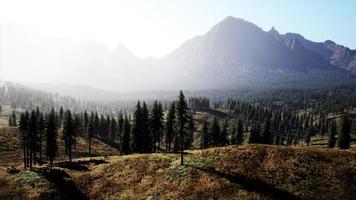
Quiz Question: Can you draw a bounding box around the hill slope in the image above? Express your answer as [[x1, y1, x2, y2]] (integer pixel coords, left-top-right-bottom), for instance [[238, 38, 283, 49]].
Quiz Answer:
[[73, 145, 355, 200], [1, 140, 355, 200]]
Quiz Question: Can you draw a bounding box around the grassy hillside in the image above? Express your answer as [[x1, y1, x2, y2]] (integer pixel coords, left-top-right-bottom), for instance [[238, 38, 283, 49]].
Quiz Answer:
[[0, 126, 120, 167], [1, 143, 355, 199], [72, 145, 355, 200]]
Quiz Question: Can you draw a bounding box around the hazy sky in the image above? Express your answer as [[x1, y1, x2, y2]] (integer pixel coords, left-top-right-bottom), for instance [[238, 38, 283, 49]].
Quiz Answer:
[[1, 0, 356, 58]]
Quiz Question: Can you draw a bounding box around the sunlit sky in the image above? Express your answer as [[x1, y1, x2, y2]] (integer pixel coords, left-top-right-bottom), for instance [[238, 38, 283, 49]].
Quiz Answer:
[[1, 0, 356, 58]]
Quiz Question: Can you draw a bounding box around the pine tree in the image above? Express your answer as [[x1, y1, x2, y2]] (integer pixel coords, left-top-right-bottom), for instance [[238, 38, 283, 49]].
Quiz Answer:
[[209, 117, 220, 147], [117, 112, 124, 144], [249, 121, 260, 144], [131, 101, 143, 153], [201, 120, 210, 148], [73, 114, 81, 150], [28, 110, 39, 169], [141, 102, 151, 152], [185, 112, 195, 149], [220, 121, 228, 146], [176, 91, 189, 165], [121, 115, 131, 154], [150, 101, 163, 152], [165, 103, 176, 152], [83, 110, 89, 136], [261, 117, 272, 144], [59, 106, 64, 129], [62, 110, 75, 162], [327, 121, 337, 148], [8, 115, 12, 127], [19, 112, 29, 169], [88, 120, 94, 154], [12, 111, 17, 126], [230, 124, 237, 145], [337, 115, 352, 149], [38, 113, 45, 163], [236, 119, 244, 145], [46, 109, 58, 168], [110, 117, 117, 142]]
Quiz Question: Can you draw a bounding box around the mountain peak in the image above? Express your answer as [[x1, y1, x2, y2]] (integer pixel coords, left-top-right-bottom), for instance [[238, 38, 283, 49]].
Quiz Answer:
[[269, 26, 279, 35], [324, 40, 336, 45]]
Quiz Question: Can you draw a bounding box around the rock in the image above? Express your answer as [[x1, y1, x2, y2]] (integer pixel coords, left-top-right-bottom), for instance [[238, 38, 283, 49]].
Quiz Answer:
[[7, 166, 19, 174]]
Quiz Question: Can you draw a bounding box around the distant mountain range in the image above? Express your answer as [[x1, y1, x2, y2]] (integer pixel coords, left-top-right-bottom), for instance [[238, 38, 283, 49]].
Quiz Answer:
[[1, 16, 356, 97]]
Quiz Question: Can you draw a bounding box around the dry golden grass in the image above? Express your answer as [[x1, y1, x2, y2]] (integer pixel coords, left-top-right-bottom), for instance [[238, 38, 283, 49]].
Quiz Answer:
[[73, 145, 356, 200], [1, 123, 356, 200]]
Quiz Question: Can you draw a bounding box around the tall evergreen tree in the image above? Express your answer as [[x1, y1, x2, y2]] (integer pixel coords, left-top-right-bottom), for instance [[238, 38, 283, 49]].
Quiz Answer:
[[236, 119, 244, 145], [28, 110, 39, 169], [209, 117, 220, 147], [230, 124, 237, 145], [38, 113, 45, 163], [249, 121, 260, 144], [117, 112, 124, 144], [88, 121, 94, 154], [131, 101, 143, 153], [220, 121, 228, 146], [141, 102, 152, 153], [83, 110, 89, 136], [176, 91, 189, 165], [201, 120, 210, 148], [150, 101, 163, 152], [121, 115, 131, 154], [12, 110, 17, 126], [261, 117, 272, 144], [62, 110, 75, 162], [165, 103, 176, 152], [337, 115, 352, 149], [19, 112, 29, 168], [327, 121, 337, 148], [46, 109, 58, 168], [110, 117, 118, 142], [59, 106, 64, 129]]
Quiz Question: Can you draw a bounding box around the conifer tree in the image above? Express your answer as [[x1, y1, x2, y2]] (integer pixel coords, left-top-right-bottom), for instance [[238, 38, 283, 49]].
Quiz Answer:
[[236, 119, 244, 145], [337, 115, 352, 149], [184, 112, 195, 149], [165, 103, 176, 152], [12, 110, 17, 126], [19, 112, 29, 168], [46, 109, 58, 168], [327, 121, 337, 148], [38, 113, 45, 163], [209, 117, 220, 147], [8, 115, 12, 127], [62, 110, 75, 162], [201, 120, 210, 148], [83, 110, 89, 136], [261, 117, 272, 144], [220, 121, 228, 146], [151, 101, 163, 152], [110, 117, 117, 142], [249, 121, 260, 144], [131, 101, 143, 152], [230, 124, 237, 145], [141, 102, 151, 152], [28, 110, 39, 169], [121, 115, 131, 154], [88, 120, 94, 154], [118, 113, 124, 143], [176, 91, 189, 165], [59, 106, 64, 129]]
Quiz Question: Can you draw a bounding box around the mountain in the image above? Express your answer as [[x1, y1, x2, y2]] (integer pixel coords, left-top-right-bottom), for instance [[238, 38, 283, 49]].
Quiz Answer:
[[282, 33, 356, 73], [159, 16, 351, 89], [1, 17, 356, 95]]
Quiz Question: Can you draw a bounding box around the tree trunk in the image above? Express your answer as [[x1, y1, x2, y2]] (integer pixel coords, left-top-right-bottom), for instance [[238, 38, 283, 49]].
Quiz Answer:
[[180, 127, 184, 165]]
